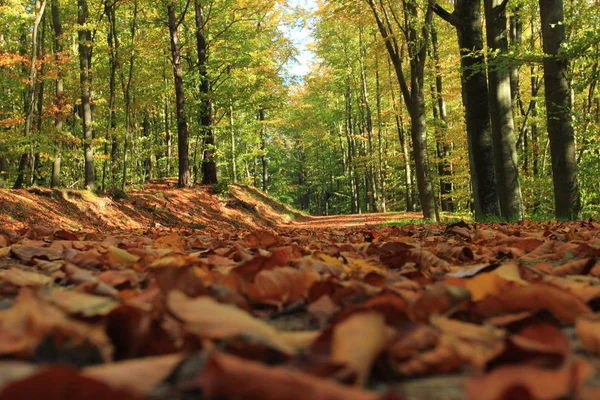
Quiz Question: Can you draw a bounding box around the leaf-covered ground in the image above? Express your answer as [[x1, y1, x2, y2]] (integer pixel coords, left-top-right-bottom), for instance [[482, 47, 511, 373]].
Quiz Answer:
[[2, 183, 600, 400]]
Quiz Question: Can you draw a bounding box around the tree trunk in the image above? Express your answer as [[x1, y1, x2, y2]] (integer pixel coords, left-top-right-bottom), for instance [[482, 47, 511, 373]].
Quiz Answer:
[[434, 0, 500, 219], [539, 0, 580, 219], [78, 0, 95, 191], [104, 0, 117, 190], [366, 0, 436, 220], [195, 0, 218, 185], [388, 60, 414, 212], [431, 24, 454, 212], [258, 107, 268, 192], [167, 2, 191, 188], [359, 26, 378, 212], [14, 0, 46, 189], [484, 0, 523, 220], [229, 99, 237, 183]]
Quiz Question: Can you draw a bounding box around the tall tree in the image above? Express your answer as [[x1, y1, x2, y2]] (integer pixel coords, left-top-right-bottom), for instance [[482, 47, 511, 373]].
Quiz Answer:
[[539, 0, 580, 219], [78, 0, 95, 191], [13, 0, 47, 189], [484, 0, 523, 220], [433, 0, 500, 219], [50, 0, 63, 188], [366, 0, 437, 221], [167, 1, 191, 188], [194, 0, 218, 185]]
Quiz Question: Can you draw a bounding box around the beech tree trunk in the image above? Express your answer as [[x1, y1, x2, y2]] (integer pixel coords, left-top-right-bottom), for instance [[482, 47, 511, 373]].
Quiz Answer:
[[433, 0, 500, 219], [195, 0, 218, 185], [484, 0, 523, 220], [167, 2, 191, 188], [14, 0, 46, 189], [540, 0, 581, 219], [78, 0, 95, 191], [367, 0, 437, 220]]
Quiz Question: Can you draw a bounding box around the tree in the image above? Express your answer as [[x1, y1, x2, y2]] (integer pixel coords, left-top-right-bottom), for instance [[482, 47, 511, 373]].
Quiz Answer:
[[366, 0, 437, 221], [194, 0, 217, 184], [167, 1, 191, 188], [78, 0, 95, 191], [433, 0, 500, 219], [484, 0, 523, 220], [539, 0, 580, 219]]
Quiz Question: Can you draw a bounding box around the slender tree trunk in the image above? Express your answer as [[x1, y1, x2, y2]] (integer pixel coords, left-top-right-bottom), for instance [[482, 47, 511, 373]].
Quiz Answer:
[[359, 27, 378, 212], [163, 53, 172, 177], [375, 43, 386, 212], [539, 0, 580, 219], [258, 107, 268, 192], [195, 0, 218, 185], [484, 0, 523, 220], [388, 59, 414, 211], [14, 0, 46, 189], [104, 0, 118, 190], [167, 2, 190, 188], [121, 0, 138, 190], [431, 24, 454, 212], [78, 0, 95, 191], [367, 0, 436, 220], [230, 99, 237, 183]]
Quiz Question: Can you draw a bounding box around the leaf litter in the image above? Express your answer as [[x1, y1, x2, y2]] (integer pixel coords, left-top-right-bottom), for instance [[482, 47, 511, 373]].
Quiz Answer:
[[3, 189, 600, 398]]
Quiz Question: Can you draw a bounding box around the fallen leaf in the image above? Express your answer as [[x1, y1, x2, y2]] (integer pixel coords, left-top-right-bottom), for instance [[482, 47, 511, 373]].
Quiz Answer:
[[194, 352, 378, 400], [0, 268, 53, 288], [153, 233, 186, 251], [330, 312, 395, 385], [473, 284, 592, 324], [10, 245, 63, 262], [167, 291, 295, 354], [0, 289, 112, 361], [0, 367, 141, 400], [41, 290, 119, 317], [244, 230, 279, 248], [465, 360, 595, 400], [83, 353, 184, 395], [244, 266, 319, 306]]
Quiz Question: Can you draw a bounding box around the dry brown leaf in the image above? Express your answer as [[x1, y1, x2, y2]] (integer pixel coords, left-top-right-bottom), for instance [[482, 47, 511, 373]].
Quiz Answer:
[[330, 312, 395, 385], [465, 263, 527, 302], [431, 315, 505, 369], [167, 290, 296, 354], [0, 268, 53, 288], [41, 289, 119, 317], [473, 283, 592, 324], [10, 245, 63, 262], [551, 257, 596, 277], [82, 353, 184, 395], [576, 315, 600, 356], [153, 233, 186, 251], [0, 367, 142, 400], [0, 289, 112, 361], [244, 266, 319, 306], [244, 230, 279, 248], [464, 360, 595, 400], [194, 352, 378, 400]]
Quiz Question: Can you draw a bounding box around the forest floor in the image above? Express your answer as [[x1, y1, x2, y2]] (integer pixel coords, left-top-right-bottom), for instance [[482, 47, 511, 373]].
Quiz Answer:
[[1, 180, 600, 399]]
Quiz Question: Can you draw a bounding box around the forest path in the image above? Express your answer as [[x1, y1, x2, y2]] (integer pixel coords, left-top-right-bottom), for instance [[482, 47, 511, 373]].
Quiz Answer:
[[284, 211, 425, 230]]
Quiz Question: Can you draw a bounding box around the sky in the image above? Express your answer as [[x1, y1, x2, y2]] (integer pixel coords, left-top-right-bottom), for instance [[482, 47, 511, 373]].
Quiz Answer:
[[283, 0, 318, 78]]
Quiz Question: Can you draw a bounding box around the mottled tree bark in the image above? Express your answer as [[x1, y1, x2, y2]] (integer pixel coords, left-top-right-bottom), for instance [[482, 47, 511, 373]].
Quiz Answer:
[[78, 0, 95, 191], [167, 2, 191, 188], [433, 0, 500, 219], [540, 0, 580, 219], [195, 0, 218, 185], [484, 0, 523, 220]]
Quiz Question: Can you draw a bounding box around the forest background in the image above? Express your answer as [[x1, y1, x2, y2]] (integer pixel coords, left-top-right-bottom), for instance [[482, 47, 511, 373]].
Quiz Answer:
[[0, 0, 599, 222]]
